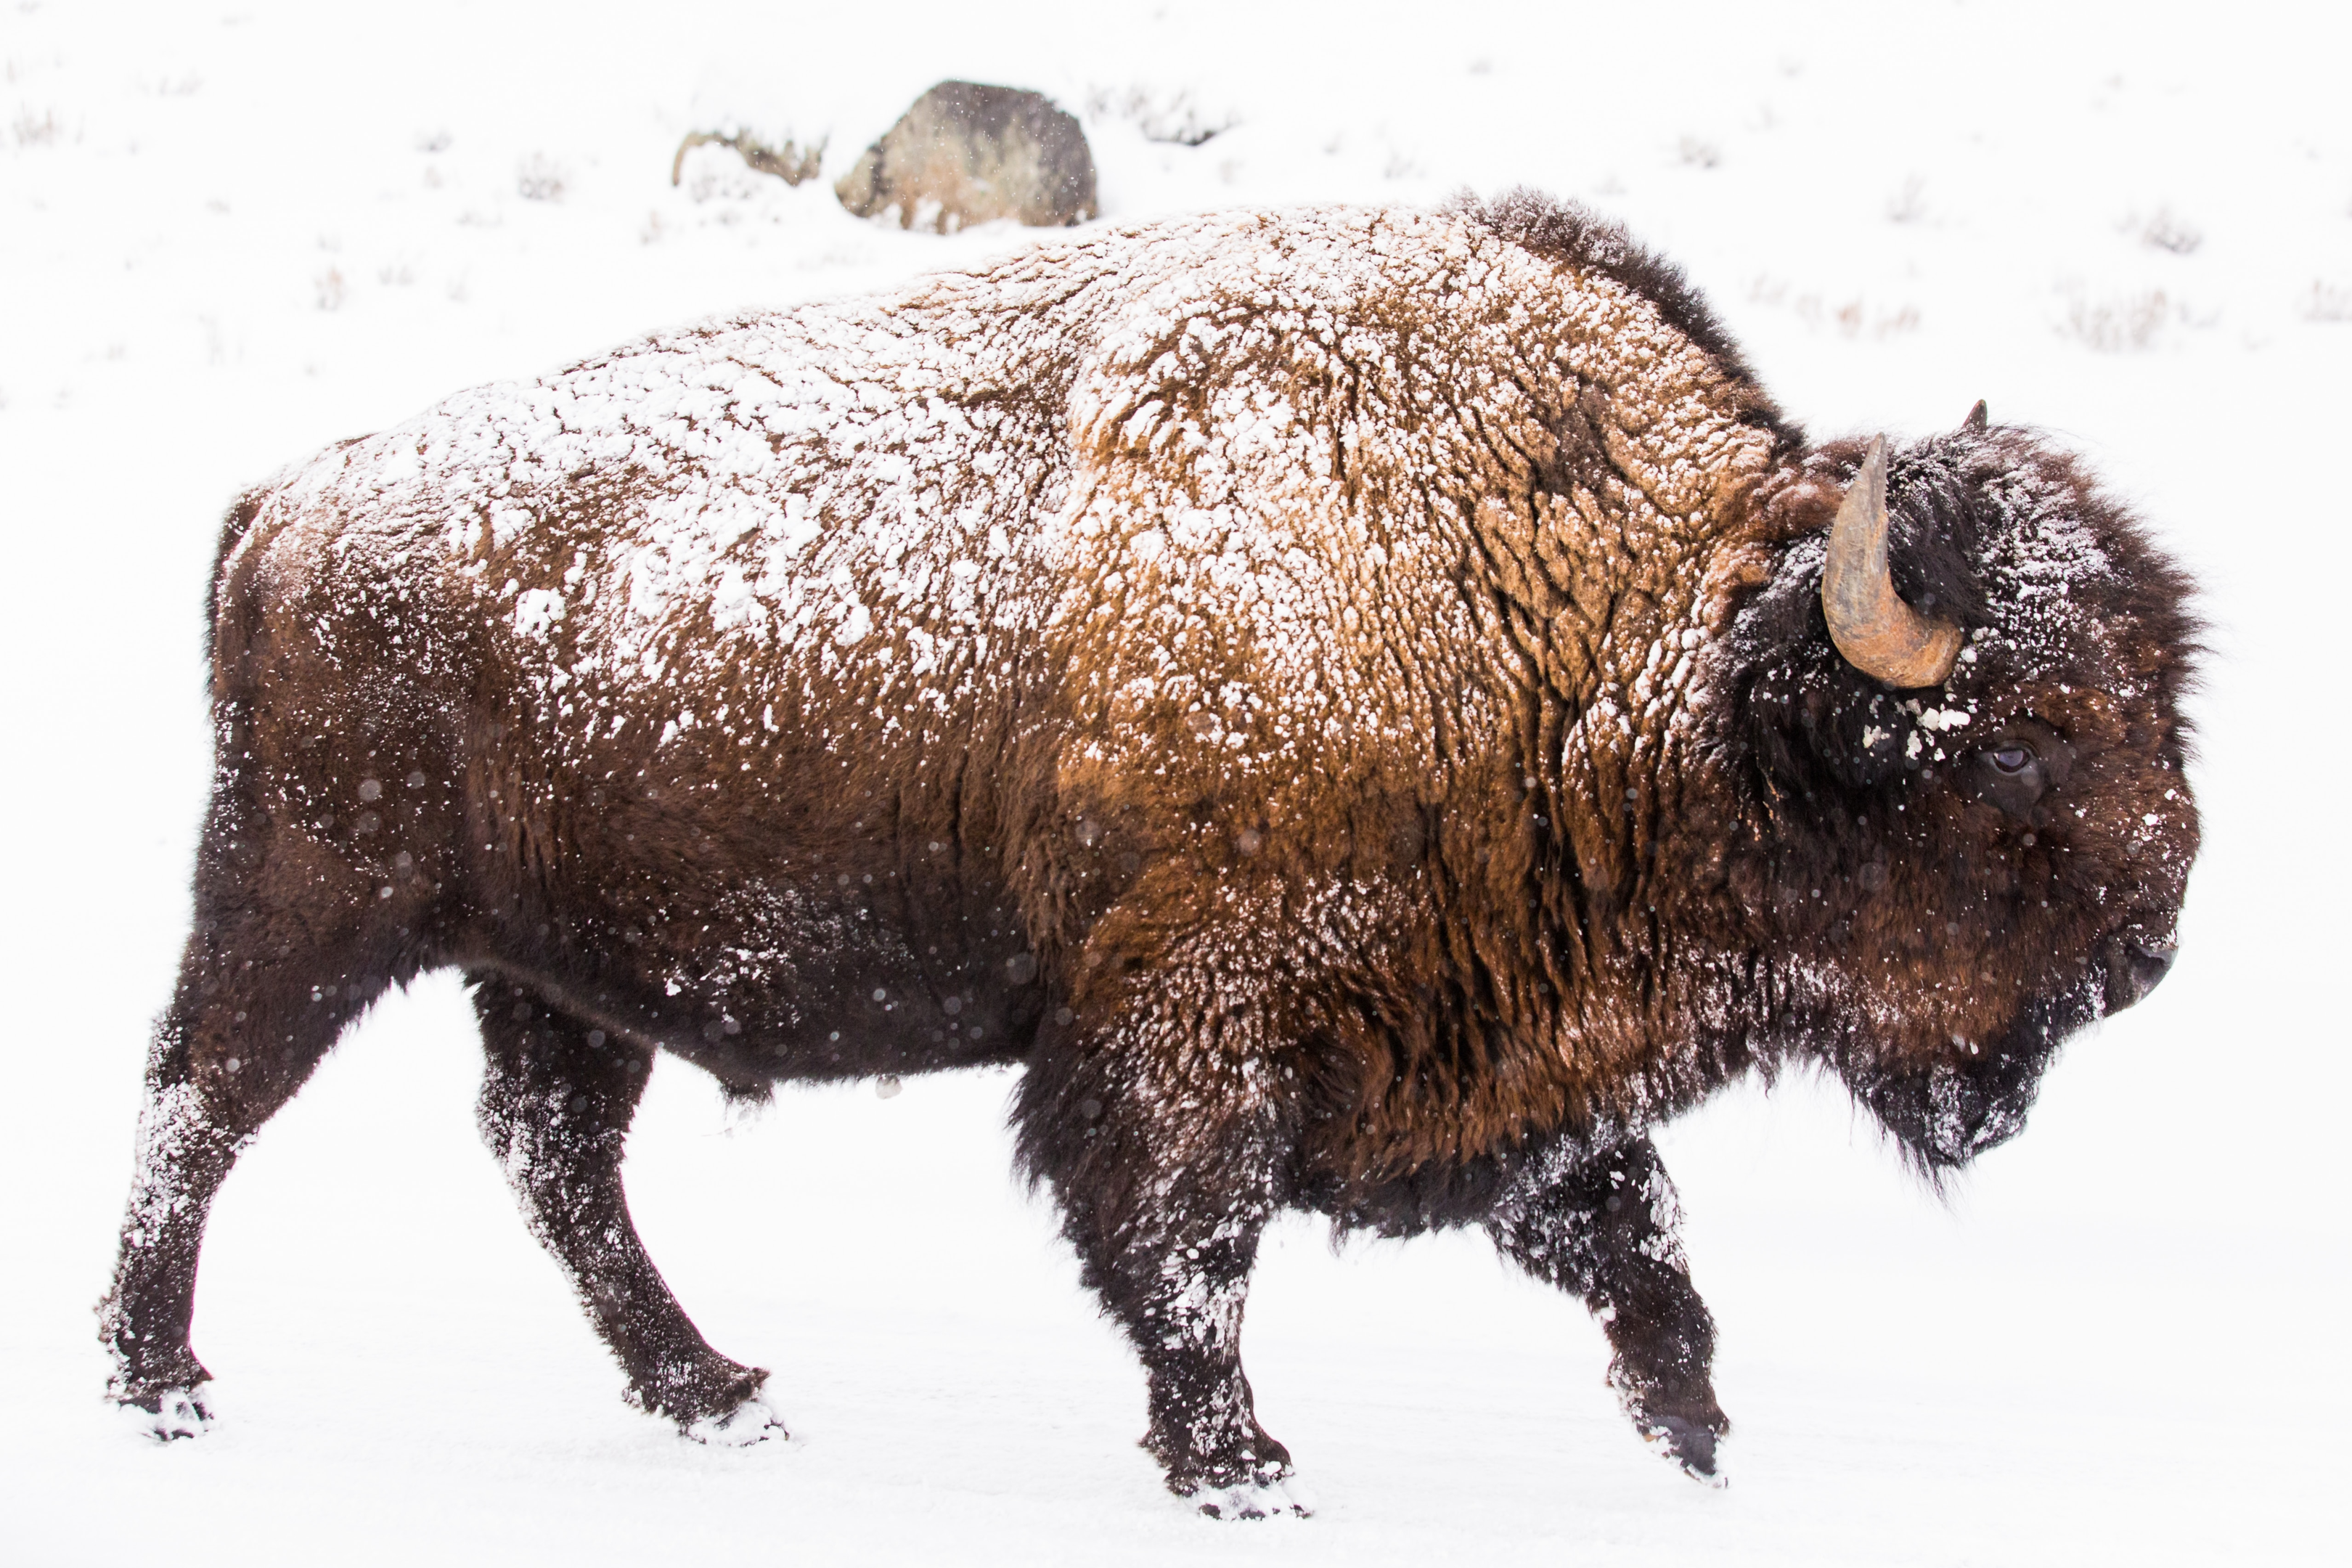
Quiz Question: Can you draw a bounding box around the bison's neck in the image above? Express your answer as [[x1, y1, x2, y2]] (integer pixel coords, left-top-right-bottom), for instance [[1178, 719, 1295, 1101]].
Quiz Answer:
[[1299, 457, 1784, 1185], [1450, 403, 1781, 930]]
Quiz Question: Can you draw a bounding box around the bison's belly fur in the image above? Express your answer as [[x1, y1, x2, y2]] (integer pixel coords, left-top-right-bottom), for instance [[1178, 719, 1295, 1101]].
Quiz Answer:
[[99, 195, 2200, 1514]]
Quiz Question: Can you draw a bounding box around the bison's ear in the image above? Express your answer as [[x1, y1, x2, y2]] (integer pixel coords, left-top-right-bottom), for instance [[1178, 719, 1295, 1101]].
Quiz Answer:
[[1962, 399, 1988, 432], [1745, 649, 1915, 791], [1720, 535, 1921, 795]]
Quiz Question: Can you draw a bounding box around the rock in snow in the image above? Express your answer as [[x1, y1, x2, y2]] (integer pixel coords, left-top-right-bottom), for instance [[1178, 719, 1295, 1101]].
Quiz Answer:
[[835, 81, 1098, 232]]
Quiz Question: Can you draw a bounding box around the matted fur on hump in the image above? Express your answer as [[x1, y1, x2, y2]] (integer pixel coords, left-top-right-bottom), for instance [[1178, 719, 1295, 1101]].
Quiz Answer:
[[1447, 187, 1792, 445]]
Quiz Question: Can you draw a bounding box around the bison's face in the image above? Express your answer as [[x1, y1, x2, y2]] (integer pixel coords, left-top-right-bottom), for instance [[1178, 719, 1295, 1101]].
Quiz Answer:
[[1723, 417, 2201, 1169]]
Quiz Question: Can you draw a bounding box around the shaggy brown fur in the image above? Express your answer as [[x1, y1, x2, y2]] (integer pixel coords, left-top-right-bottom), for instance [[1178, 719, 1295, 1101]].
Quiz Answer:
[[99, 191, 2200, 1514]]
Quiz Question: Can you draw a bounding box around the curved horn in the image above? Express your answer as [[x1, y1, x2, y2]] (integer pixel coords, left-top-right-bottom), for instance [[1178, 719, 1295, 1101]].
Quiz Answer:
[[1821, 437, 1964, 688]]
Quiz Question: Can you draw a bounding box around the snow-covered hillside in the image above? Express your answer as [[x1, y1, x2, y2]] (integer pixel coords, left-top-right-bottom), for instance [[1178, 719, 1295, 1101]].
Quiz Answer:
[[2, 2, 2345, 1563]]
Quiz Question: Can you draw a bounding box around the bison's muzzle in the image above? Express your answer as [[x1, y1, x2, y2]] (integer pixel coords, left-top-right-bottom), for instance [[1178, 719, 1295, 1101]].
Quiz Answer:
[[2104, 936, 2177, 1014]]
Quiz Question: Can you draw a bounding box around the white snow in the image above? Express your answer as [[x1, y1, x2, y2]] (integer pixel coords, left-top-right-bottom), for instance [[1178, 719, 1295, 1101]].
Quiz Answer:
[[3, 1, 2348, 1564], [682, 1393, 789, 1449]]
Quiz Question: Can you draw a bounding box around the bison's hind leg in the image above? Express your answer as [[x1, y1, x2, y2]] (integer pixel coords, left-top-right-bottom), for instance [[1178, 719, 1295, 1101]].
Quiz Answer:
[[470, 980, 784, 1445], [100, 816, 429, 1436]]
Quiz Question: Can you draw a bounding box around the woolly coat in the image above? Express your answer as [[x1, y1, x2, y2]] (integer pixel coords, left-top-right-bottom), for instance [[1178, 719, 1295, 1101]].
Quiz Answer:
[[213, 197, 2177, 1208]]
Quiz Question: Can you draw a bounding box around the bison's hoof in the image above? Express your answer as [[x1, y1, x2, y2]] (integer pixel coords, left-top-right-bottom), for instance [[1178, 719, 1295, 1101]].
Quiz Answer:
[[1189, 1472, 1312, 1521], [121, 1383, 216, 1442], [683, 1392, 788, 1447], [1642, 1413, 1727, 1486]]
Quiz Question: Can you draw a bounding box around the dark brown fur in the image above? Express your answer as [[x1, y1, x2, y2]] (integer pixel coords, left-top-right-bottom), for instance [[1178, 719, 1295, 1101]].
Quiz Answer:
[[99, 194, 2200, 1511]]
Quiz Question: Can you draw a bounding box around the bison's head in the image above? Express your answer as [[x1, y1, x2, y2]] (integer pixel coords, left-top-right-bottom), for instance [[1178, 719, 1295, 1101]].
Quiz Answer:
[[1715, 408, 2201, 1171]]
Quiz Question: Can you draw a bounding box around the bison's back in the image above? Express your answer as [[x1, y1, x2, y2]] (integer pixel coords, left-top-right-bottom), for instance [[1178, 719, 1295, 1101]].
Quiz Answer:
[[224, 205, 1765, 812]]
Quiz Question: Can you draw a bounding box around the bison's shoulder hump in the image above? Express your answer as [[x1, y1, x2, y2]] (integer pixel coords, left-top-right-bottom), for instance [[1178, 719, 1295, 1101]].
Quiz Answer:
[[1444, 189, 1768, 403]]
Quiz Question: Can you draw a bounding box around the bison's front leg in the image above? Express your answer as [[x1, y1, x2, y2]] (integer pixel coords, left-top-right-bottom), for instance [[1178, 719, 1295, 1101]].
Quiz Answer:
[[1487, 1135, 1728, 1482], [472, 983, 783, 1445], [1016, 1005, 1304, 1519]]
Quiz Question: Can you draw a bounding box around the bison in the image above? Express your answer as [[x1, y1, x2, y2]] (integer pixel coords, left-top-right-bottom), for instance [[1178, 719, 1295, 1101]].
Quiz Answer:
[[99, 190, 2200, 1517]]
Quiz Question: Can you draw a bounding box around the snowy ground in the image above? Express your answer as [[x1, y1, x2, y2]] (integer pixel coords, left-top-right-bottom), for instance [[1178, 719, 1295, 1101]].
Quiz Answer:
[[3, 1, 2347, 1562]]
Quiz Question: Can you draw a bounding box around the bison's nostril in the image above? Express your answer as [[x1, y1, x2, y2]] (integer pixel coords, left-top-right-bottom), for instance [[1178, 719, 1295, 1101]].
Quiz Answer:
[[2106, 939, 2177, 1012]]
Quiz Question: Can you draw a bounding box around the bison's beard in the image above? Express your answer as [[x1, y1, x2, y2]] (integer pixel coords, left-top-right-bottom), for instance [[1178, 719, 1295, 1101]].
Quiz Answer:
[[1835, 903, 2184, 1177], [1838, 978, 2097, 1176]]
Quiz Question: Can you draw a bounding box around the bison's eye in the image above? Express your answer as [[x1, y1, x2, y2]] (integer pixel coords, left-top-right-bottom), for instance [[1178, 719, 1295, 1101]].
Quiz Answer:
[[1964, 726, 2072, 822], [1958, 720, 2073, 820]]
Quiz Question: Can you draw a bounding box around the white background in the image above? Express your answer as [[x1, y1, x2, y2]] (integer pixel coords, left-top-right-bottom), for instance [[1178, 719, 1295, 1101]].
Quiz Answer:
[[2, 2, 2345, 1561]]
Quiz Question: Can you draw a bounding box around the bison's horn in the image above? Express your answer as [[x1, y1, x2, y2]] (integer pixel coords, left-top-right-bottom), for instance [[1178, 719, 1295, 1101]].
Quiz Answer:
[[1821, 437, 1964, 689]]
